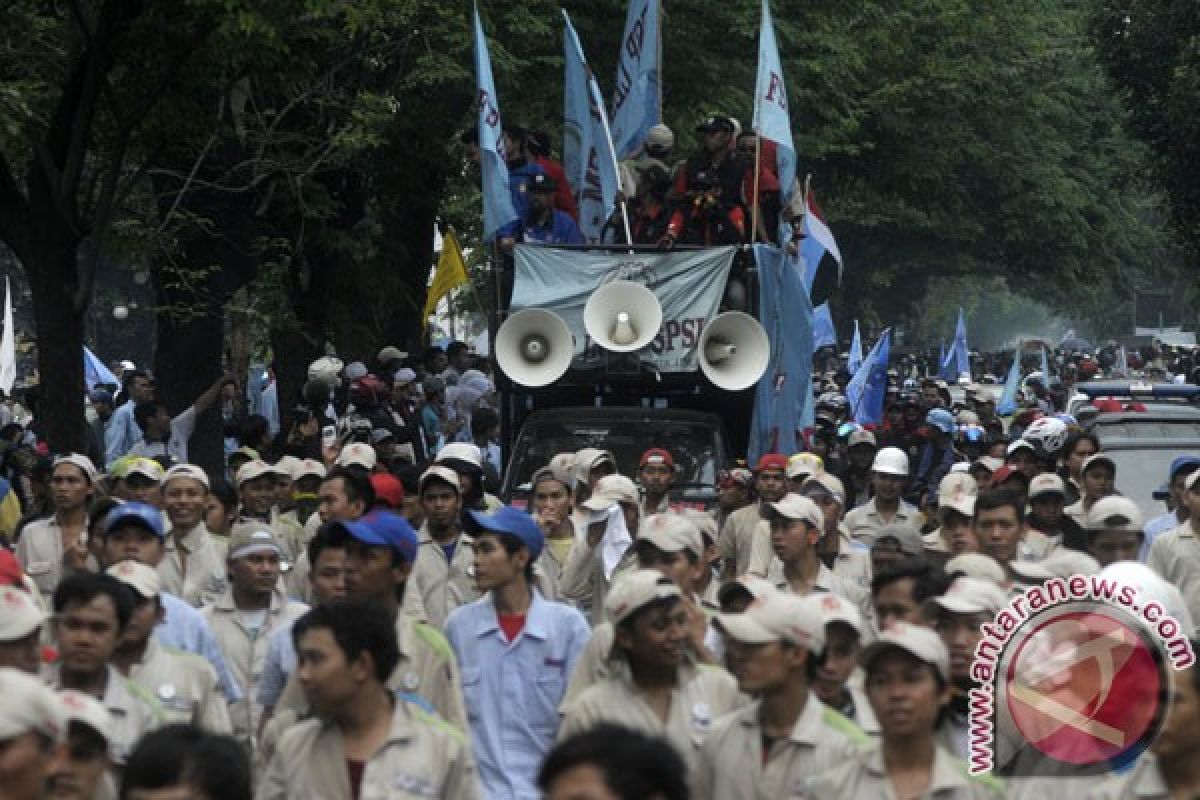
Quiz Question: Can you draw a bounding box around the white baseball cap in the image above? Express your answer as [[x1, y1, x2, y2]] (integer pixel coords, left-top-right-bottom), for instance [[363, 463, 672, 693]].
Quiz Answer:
[[1028, 473, 1066, 500], [638, 514, 704, 560], [163, 463, 210, 490], [53, 454, 99, 484], [56, 690, 112, 746], [0, 587, 45, 641], [604, 569, 682, 625], [928, 576, 1008, 616], [106, 560, 161, 600], [813, 592, 864, 636], [1086, 495, 1142, 532], [765, 494, 824, 531], [715, 593, 826, 653], [418, 465, 461, 494], [336, 443, 377, 470], [944, 553, 1006, 587], [0, 668, 63, 741], [582, 474, 639, 512], [937, 472, 977, 517], [436, 442, 483, 469], [861, 621, 950, 682], [234, 459, 274, 486]]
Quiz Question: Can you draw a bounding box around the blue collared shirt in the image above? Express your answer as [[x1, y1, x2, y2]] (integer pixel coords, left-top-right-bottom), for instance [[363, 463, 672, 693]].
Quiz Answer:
[[257, 621, 297, 708], [155, 591, 243, 702], [104, 400, 142, 467], [445, 590, 590, 800]]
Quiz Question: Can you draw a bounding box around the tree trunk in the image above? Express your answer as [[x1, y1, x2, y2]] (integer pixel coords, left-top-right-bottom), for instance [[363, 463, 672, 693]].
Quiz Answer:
[[24, 241, 88, 453]]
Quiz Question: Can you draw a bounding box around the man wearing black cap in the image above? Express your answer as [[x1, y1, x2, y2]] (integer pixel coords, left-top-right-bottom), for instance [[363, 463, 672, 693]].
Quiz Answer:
[[509, 172, 584, 247], [659, 114, 747, 247]]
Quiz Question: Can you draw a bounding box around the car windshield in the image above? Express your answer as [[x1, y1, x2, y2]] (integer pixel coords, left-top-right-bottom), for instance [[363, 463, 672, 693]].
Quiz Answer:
[[506, 416, 719, 494], [1105, 447, 1197, 523]]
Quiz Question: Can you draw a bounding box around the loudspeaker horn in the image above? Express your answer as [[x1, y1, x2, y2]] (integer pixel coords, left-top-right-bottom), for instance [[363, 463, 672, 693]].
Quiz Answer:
[[698, 311, 770, 390], [495, 309, 575, 387], [583, 280, 663, 353]]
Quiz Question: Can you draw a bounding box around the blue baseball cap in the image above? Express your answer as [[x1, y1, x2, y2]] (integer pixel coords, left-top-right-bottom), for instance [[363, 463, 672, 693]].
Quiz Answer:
[[1168, 456, 1200, 481], [926, 408, 956, 435], [102, 502, 165, 538], [333, 511, 418, 564], [468, 506, 544, 560]]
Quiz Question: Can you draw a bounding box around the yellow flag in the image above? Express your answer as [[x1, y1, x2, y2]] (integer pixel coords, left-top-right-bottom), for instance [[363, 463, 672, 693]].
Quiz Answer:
[[423, 230, 469, 330]]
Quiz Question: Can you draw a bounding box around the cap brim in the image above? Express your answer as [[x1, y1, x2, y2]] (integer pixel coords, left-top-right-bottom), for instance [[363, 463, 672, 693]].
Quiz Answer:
[[928, 596, 990, 615], [861, 639, 946, 681], [939, 497, 976, 517], [714, 612, 778, 644], [331, 519, 389, 549], [0, 612, 45, 640], [872, 467, 908, 476]]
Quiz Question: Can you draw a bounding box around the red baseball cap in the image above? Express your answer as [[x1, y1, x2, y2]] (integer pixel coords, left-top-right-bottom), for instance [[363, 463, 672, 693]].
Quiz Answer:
[[640, 448, 675, 469], [756, 453, 788, 472], [989, 465, 1029, 488], [369, 473, 405, 510]]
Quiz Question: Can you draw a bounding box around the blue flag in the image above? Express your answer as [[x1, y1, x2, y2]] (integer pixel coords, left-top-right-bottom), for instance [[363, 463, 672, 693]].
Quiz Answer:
[[848, 320, 863, 375], [563, 11, 621, 242], [749, 245, 813, 461], [997, 341, 1023, 416], [83, 347, 117, 388], [610, 0, 660, 159], [952, 307, 970, 379], [472, 6, 516, 241], [846, 328, 891, 425], [812, 303, 836, 351], [753, 0, 796, 205]]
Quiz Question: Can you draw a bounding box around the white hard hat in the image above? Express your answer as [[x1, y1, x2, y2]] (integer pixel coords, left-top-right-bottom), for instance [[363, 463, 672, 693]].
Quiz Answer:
[[872, 446, 909, 476]]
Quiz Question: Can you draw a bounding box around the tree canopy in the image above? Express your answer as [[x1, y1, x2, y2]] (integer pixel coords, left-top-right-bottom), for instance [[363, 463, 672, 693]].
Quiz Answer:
[[0, 0, 1187, 455]]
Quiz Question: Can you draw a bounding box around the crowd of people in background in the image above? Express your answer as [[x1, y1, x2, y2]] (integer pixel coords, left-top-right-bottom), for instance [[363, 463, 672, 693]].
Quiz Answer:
[[0, 331, 1198, 800]]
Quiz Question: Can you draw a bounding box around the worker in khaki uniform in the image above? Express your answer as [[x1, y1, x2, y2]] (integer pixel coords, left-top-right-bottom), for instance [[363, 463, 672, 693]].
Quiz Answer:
[[807, 622, 1004, 800], [158, 464, 227, 608], [530, 465, 578, 602], [410, 466, 478, 629], [107, 560, 231, 734], [843, 447, 919, 544], [1148, 470, 1200, 635], [563, 513, 721, 705], [558, 569, 743, 773], [0, 667, 68, 800], [559, 474, 641, 624], [233, 460, 303, 572], [749, 494, 868, 606], [717, 453, 789, 582], [268, 510, 467, 744], [638, 448, 675, 517], [922, 472, 979, 562], [268, 456, 308, 563], [202, 525, 308, 752], [50, 689, 117, 800], [46, 573, 161, 769], [285, 466, 371, 605], [692, 592, 868, 800], [811, 592, 879, 736], [16, 454, 98, 595], [257, 600, 478, 800], [799, 472, 872, 592]]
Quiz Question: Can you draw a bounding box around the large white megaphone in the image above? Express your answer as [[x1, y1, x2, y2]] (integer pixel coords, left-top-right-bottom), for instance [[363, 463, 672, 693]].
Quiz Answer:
[[698, 312, 770, 390], [583, 280, 663, 353], [495, 309, 575, 387]]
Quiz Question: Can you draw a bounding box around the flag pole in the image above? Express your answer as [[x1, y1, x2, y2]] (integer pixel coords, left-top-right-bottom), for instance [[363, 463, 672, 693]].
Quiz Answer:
[[751, 135, 762, 243], [656, 0, 663, 119]]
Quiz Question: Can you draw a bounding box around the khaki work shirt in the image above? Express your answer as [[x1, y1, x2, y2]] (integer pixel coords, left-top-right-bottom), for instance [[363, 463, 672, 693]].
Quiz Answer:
[[843, 498, 919, 544], [807, 742, 1005, 800], [272, 612, 467, 735], [1148, 522, 1200, 635], [411, 526, 478, 629], [126, 638, 232, 734], [716, 503, 767, 579], [159, 522, 227, 607], [691, 694, 868, 800], [256, 698, 479, 800], [558, 538, 637, 626], [203, 588, 308, 749], [559, 661, 743, 772], [16, 515, 90, 594], [45, 664, 161, 767]]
